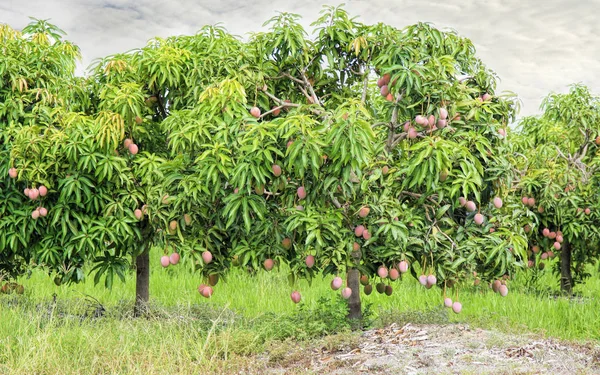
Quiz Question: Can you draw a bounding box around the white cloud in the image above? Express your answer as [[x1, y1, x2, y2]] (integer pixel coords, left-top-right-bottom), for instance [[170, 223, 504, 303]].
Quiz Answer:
[[1, 0, 599, 117]]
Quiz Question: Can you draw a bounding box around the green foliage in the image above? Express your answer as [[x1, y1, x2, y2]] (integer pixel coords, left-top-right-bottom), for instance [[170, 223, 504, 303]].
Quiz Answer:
[[0, 6, 526, 307], [512, 84, 600, 289]]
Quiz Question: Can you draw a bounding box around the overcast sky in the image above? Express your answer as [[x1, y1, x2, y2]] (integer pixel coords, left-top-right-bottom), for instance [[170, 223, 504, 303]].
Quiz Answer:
[[1, 0, 599, 118]]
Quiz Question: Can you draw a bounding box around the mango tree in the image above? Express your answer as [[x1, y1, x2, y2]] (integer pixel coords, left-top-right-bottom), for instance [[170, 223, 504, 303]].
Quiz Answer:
[[3, 6, 527, 320], [512, 84, 600, 294]]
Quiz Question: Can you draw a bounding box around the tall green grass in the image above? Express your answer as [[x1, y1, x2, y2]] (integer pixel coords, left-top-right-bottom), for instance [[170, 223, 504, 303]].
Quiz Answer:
[[1, 247, 599, 374]]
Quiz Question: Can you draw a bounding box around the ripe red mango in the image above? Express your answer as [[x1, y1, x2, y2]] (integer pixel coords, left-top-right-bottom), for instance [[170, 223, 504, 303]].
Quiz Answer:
[[169, 253, 180, 265], [305, 255, 315, 268], [290, 291, 301, 304], [263, 258, 274, 271], [297, 186, 306, 200], [202, 251, 213, 264], [272, 164, 282, 177], [377, 266, 388, 279], [250, 106, 261, 118], [331, 277, 343, 290]]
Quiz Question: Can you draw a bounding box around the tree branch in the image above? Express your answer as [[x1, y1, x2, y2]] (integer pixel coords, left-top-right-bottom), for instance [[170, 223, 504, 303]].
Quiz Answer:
[[299, 70, 321, 106], [361, 73, 368, 104], [259, 105, 285, 119], [371, 122, 390, 129]]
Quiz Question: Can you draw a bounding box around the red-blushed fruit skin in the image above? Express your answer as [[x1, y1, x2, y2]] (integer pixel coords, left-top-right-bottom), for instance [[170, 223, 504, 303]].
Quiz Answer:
[[124, 138, 132, 148], [398, 261, 409, 273], [360, 275, 369, 286], [498, 128, 507, 137], [437, 119, 447, 129], [521, 196, 529, 205], [386, 93, 393, 102], [305, 255, 315, 268], [407, 127, 418, 139], [585, 208, 591, 215], [389, 268, 400, 280], [201, 286, 213, 298], [426, 274, 437, 286], [553, 242, 561, 250], [380, 85, 389, 97], [24, 188, 30, 197], [427, 115, 435, 127], [364, 284, 373, 295], [377, 266, 388, 279], [493, 197, 503, 209], [272, 164, 282, 177], [169, 220, 178, 231], [556, 235, 563, 243], [548, 231, 556, 239], [183, 214, 191, 225], [474, 213, 485, 225], [39, 207, 48, 217], [527, 197, 535, 207], [362, 230, 371, 240], [532, 245, 540, 253], [444, 297, 453, 308], [160, 256, 170, 267], [542, 228, 550, 237], [439, 108, 449, 121], [36, 185, 47, 197], [499, 285, 508, 297], [452, 302, 462, 314], [8, 168, 17, 178], [492, 280, 501, 293], [358, 206, 370, 218], [290, 291, 301, 304], [169, 253, 180, 265], [341, 287, 352, 299], [297, 186, 306, 200], [250, 106, 261, 118], [282, 238, 292, 249], [418, 275, 427, 286], [353, 242, 360, 251], [548, 251, 555, 258], [128, 143, 138, 155], [134, 209, 143, 220], [382, 166, 389, 175], [465, 201, 477, 212], [263, 258, 274, 271], [271, 106, 281, 116], [354, 225, 365, 237], [198, 284, 207, 294], [31, 210, 40, 220], [29, 188, 40, 200], [458, 197, 466, 207], [331, 277, 343, 290], [202, 251, 213, 264], [528, 260, 534, 268]]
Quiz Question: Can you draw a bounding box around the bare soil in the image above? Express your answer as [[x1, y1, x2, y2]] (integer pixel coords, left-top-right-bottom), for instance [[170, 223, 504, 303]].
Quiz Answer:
[[250, 323, 600, 375]]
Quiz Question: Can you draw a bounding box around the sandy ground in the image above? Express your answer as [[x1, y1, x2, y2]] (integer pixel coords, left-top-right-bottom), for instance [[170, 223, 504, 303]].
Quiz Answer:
[[252, 323, 600, 375]]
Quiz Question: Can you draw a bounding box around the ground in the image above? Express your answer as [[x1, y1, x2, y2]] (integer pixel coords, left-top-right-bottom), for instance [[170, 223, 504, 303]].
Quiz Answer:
[[253, 323, 599, 375]]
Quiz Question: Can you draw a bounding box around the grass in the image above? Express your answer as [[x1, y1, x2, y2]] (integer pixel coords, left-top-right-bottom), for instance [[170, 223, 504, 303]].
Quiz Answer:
[[1, 247, 599, 374]]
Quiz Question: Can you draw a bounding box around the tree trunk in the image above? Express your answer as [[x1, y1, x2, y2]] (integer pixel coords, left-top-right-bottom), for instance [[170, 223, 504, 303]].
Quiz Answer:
[[560, 241, 573, 295], [134, 249, 150, 317], [347, 268, 362, 328]]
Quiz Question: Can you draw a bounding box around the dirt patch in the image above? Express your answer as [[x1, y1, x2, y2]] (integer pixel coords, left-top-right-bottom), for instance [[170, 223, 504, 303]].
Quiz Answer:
[[259, 323, 600, 374]]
